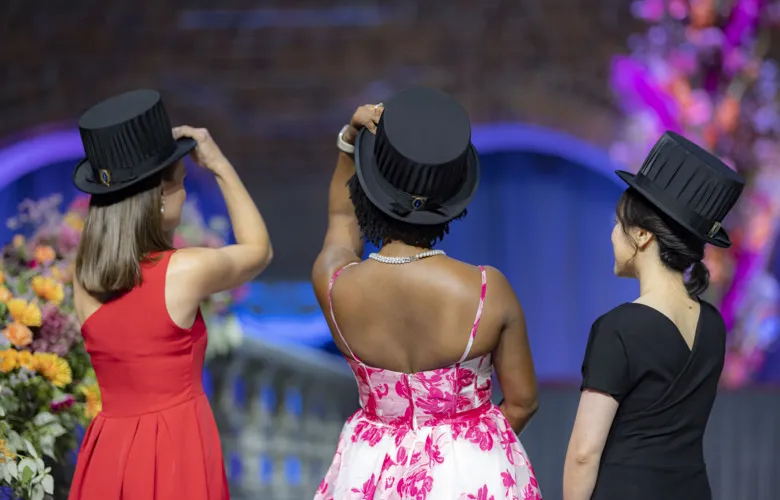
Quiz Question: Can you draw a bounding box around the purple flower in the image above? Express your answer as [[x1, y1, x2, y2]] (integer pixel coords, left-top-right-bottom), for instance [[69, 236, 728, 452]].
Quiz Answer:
[[50, 394, 75, 413], [30, 304, 81, 356], [57, 225, 81, 255]]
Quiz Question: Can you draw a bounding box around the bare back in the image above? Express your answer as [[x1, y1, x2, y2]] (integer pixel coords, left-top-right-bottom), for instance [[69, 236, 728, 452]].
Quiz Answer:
[[322, 258, 505, 373]]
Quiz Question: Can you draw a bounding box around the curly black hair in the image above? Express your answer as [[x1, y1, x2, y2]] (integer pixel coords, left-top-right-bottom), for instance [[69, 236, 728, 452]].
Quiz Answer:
[[348, 174, 466, 248]]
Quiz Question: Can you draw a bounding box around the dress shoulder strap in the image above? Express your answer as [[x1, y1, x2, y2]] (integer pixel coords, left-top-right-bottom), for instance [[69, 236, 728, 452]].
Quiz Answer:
[[328, 262, 361, 362], [458, 265, 487, 363]]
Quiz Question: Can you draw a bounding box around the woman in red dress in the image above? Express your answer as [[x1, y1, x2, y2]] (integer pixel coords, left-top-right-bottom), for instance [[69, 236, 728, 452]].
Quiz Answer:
[[68, 89, 272, 499]]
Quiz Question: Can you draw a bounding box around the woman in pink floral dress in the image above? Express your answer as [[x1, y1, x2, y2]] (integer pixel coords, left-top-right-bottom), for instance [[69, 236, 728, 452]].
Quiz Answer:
[[311, 88, 542, 499]]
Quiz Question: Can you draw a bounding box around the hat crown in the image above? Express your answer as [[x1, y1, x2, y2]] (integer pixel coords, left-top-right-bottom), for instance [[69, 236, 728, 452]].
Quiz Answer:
[[78, 89, 177, 178], [373, 87, 472, 200], [637, 132, 744, 225]]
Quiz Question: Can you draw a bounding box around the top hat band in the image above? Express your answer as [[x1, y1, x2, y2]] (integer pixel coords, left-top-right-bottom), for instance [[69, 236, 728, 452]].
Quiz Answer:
[[85, 141, 177, 187]]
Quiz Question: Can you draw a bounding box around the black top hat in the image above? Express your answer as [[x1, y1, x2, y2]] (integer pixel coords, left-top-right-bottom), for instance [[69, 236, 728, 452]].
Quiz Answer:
[[354, 87, 480, 225], [616, 131, 745, 248], [73, 89, 196, 195]]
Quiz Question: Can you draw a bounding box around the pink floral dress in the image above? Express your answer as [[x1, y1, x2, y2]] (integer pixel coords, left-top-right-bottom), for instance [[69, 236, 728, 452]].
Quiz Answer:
[[316, 264, 542, 500]]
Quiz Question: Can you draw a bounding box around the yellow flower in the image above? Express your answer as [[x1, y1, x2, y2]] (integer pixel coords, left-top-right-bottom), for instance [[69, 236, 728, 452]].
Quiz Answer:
[[32, 352, 72, 388], [0, 285, 12, 303], [3, 323, 33, 348], [7, 298, 42, 327], [0, 439, 16, 463], [0, 348, 18, 373], [64, 212, 85, 231], [31, 276, 65, 305], [12, 234, 25, 248], [34, 245, 56, 266], [80, 383, 102, 419], [16, 349, 34, 370]]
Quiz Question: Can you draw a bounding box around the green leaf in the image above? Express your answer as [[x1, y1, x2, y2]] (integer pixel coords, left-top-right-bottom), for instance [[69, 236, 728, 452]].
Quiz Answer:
[[42, 474, 54, 495], [0, 405, 5, 417], [45, 422, 66, 438], [32, 412, 57, 427], [38, 435, 55, 459], [5, 459, 18, 480], [8, 430, 23, 450], [31, 483, 44, 500], [18, 457, 37, 482], [24, 439, 38, 459]]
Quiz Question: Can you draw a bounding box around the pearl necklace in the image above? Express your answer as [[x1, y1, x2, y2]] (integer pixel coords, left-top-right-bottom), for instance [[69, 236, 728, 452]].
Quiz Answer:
[[368, 249, 446, 265]]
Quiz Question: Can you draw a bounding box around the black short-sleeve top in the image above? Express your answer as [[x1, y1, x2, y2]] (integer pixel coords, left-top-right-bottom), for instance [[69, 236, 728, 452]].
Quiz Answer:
[[580, 301, 726, 476]]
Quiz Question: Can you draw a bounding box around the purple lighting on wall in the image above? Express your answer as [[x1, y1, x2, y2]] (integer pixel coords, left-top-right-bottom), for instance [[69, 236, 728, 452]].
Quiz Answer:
[[0, 130, 84, 192]]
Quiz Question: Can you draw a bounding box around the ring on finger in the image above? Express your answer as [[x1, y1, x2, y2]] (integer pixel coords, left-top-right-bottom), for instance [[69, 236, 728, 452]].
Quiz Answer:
[[374, 102, 384, 111]]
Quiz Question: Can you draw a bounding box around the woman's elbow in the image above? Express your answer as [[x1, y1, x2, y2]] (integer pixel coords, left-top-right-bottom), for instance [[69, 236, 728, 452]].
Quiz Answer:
[[570, 447, 600, 465], [503, 398, 539, 431], [247, 244, 273, 277], [261, 243, 274, 267]]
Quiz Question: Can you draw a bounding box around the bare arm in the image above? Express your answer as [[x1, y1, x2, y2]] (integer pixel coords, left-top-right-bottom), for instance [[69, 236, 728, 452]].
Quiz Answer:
[[170, 126, 272, 301], [312, 105, 382, 301], [489, 267, 539, 433], [563, 390, 619, 500]]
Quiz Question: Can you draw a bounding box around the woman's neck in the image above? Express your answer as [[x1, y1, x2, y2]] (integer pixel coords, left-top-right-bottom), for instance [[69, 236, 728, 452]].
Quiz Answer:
[[635, 261, 688, 299], [378, 241, 433, 257]]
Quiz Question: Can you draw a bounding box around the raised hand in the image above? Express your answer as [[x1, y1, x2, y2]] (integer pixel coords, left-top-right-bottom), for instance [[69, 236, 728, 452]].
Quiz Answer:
[[172, 126, 228, 173], [341, 103, 384, 145]]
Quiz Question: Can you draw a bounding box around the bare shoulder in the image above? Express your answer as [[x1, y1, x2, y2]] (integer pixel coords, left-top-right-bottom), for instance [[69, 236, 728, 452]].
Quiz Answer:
[[481, 265, 524, 326], [167, 244, 270, 300], [482, 265, 510, 287], [311, 247, 360, 302], [482, 265, 516, 300], [167, 247, 208, 273]]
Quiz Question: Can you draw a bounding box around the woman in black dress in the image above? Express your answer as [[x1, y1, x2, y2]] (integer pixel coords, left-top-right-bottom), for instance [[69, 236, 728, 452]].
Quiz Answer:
[[562, 131, 745, 500]]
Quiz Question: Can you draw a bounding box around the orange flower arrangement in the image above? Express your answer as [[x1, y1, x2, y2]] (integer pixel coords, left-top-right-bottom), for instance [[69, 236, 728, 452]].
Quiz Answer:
[[34, 244, 57, 266], [31, 275, 65, 305], [16, 348, 34, 369], [0, 348, 18, 372], [0, 195, 99, 499], [80, 383, 103, 419], [3, 322, 33, 347], [32, 352, 73, 388], [7, 298, 42, 327]]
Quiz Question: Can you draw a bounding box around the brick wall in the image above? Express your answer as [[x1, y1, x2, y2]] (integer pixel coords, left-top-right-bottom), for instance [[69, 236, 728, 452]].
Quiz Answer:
[[1, 0, 640, 276]]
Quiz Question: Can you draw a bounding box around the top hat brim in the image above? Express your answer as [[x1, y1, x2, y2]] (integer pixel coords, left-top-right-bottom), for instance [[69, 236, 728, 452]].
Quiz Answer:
[[73, 137, 197, 195], [615, 170, 731, 248], [354, 128, 480, 225]]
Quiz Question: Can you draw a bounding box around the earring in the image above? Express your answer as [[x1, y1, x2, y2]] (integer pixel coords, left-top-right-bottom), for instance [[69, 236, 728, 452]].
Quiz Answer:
[[161, 199, 165, 214]]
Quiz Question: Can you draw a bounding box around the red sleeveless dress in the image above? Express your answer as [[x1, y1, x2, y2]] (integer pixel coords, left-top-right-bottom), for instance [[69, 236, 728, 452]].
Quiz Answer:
[[69, 251, 229, 500]]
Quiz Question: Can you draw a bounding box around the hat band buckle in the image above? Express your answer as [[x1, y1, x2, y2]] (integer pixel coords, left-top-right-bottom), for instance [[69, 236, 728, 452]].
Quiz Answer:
[[707, 221, 722, 238]]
